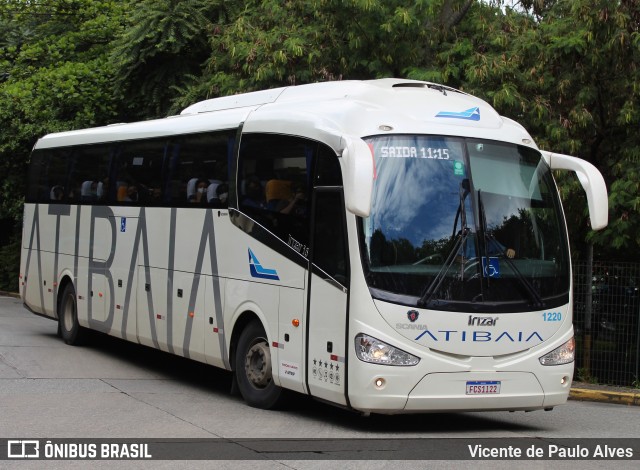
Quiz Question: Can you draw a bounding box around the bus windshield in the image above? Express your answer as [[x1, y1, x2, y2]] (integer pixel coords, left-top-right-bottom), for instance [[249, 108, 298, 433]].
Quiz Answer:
[[360, 135, 570, 313]]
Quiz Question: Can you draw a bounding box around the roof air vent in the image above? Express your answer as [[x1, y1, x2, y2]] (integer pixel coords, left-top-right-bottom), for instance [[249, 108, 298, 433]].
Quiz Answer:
[[392, 83, 427, 88]]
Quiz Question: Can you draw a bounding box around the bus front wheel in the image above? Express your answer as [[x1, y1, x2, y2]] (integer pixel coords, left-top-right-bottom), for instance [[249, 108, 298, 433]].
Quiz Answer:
[[235, 320, 283, 409], [59, 283, 86, 345]]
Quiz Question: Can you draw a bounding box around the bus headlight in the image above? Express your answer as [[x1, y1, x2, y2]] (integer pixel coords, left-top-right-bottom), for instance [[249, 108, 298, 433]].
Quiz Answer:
[[539, 337, 575, 366], [355, 333, 420, 366]]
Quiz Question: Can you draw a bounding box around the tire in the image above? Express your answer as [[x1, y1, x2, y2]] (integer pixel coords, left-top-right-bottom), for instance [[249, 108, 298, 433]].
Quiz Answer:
[[58, 283, 85, 345], [235, 320, 283, 409]]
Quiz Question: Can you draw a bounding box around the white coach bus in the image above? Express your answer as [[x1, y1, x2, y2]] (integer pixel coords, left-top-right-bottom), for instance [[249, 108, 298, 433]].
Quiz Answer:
[[20, 79, 608, 413]]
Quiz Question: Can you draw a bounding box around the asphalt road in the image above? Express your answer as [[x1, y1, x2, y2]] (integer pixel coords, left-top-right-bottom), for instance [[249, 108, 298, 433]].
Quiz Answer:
[[1, 295, 639, 469]]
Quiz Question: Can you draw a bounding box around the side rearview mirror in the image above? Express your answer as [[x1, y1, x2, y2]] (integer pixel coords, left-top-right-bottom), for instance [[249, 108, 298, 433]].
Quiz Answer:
[[540, 150, 608, 231], [341, 137, 374, 217]]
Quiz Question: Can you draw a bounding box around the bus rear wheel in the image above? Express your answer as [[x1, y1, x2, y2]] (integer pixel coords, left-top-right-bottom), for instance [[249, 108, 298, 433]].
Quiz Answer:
[[235, 320, 283, 409], [59, 283, 85, 345]]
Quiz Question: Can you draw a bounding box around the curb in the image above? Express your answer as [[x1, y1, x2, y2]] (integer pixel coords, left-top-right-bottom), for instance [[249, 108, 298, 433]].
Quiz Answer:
[[570, 388, 640, 406], [0, 291, 20, 299]]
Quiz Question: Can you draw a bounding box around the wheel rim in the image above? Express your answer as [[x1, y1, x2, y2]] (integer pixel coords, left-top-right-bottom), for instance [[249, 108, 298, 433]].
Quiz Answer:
[[244, 339, 272, 389], [63, 293, 75, 332]]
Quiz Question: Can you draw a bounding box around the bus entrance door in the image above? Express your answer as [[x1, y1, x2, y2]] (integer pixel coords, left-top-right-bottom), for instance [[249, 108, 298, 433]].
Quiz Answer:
[[306, 190, 348, 405]]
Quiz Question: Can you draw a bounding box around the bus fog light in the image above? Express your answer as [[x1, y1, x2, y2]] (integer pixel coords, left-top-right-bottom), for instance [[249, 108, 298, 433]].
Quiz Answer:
[[561, 376, 569, 386], [355, 333, 419, 366], [374, 377, 386, 389], [539, 337, 575, 366]]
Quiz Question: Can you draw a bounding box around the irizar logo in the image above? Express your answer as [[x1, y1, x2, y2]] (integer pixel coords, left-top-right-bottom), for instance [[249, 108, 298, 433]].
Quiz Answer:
[[248, 248, 280, 281], [435, 107, 481, 121], [468, 315, 498, 326]]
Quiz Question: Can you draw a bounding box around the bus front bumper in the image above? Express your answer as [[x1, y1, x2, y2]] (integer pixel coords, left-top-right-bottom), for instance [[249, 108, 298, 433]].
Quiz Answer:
[[405, 371, 546, 412], [349, 369, 572, 414]]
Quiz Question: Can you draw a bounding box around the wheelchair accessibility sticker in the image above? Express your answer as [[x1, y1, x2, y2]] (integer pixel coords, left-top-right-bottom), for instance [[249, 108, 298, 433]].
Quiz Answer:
[[482, 257, 500, 278]]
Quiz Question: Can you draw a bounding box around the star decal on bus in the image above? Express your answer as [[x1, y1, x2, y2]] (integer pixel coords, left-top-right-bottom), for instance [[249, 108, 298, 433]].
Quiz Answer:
[[248, 248, 280, 281]]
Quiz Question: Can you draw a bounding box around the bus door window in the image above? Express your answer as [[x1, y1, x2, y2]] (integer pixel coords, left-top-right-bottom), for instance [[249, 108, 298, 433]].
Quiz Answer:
[[314, 145, 343, 187], [312, 148, 346, 285], [312, 190, 348, 287]]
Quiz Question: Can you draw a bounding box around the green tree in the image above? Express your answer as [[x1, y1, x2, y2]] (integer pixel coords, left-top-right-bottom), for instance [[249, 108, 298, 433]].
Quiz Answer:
[[111, 0, 227, 119], [174, 0, 476, 108], [0, 0, 127, 220]]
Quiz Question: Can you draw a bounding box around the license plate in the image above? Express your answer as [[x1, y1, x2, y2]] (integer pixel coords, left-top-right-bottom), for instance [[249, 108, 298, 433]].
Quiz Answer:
[[466, 380, 501, 395]]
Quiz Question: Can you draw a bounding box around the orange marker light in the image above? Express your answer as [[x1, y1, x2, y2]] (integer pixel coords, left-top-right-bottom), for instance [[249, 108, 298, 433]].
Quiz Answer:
[[189, 312, 195, 318], [292, 318, 300, 327]]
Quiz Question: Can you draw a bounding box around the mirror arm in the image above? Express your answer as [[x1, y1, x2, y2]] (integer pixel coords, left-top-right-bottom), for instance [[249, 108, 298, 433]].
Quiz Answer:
[[540, 150, 608, 231]]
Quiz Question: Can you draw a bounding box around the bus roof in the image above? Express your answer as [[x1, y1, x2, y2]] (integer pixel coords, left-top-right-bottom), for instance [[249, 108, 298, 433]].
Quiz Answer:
[[34, 79, 536, 152]]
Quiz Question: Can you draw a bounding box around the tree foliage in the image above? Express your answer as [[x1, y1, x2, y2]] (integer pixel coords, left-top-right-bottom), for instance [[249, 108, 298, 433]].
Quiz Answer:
[[0, 0, 127, 220], [111, 0, 227, 119], [173, 0, 475, 108]]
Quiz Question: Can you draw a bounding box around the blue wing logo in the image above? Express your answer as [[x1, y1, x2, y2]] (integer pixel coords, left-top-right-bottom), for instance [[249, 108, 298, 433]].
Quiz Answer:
[[435, 107, 481, 121], [248, 248, 280, 281]]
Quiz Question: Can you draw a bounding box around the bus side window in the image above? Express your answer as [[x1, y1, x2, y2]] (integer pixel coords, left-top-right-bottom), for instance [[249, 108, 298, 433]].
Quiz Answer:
[[26, 150, 48, 203], [238, 134, 312, 247], [26, 148, 75, 204], [69, 145, 111, 204], [165, 131, 232, 207], [115, 139, 166, 204]]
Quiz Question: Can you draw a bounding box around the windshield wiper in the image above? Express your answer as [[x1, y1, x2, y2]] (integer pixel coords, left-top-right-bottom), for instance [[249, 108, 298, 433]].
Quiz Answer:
[[451, 178, 470, 240], [477, 190, 545, 309], [418, 180, 471, 307], [417, 228, 469, 307]]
